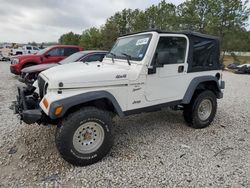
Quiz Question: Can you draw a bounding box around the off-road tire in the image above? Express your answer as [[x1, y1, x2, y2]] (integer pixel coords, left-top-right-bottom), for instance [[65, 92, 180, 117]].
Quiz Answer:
[[55, 107, 113, 166], [183, 90, 217, 129]]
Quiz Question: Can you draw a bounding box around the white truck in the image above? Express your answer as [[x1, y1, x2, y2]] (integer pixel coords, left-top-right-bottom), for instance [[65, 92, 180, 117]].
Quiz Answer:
[[10, 45, 39, 56], [14, 30, 225, 166]]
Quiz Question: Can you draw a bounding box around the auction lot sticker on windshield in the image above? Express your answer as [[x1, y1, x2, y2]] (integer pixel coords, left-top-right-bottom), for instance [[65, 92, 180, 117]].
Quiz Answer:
[[136, 38, 149, 46]]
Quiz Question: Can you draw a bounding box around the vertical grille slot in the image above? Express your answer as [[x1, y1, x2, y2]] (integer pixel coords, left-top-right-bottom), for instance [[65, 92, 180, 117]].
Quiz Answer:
[[38, 76, 45, 98]]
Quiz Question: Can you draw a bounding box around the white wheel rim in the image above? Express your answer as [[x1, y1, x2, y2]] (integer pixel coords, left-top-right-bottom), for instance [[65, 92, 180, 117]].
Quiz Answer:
[[198, 99, 212, 121], [73, 122, 104, 154]]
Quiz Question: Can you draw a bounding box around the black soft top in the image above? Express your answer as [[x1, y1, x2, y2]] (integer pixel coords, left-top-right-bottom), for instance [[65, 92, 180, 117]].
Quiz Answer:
[[124, 30, 221, 72]]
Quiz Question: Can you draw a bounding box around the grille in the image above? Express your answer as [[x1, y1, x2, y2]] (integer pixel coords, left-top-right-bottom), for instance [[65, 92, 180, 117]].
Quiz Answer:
[[38, 76, 46, 98]]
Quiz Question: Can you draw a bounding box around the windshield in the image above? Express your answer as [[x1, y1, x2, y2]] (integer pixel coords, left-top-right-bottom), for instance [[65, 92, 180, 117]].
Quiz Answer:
[[59, 52, 84, 65], [36, 47, 52, 55], [106, 34, 152, 61]]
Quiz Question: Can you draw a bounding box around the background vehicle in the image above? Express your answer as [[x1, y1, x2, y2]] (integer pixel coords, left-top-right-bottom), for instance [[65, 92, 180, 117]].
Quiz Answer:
[[234, 64, 250, 74], [10, 45, 83, 75], [14, 30, 224, 166], [227, 63, 250, 74], [0, 48, 11, 61], [10, 45, 40, 56], [19, 50, 108, 85]]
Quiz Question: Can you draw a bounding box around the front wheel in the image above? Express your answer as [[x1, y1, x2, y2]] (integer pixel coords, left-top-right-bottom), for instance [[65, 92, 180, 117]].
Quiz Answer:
[[55, 107, 113, 166], [183, 90, 217, 129]]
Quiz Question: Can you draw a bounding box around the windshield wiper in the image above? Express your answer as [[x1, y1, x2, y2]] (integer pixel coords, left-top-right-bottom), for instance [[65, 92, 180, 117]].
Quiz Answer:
[[121, 53, 131, 66], [108, 52, 116, 63]]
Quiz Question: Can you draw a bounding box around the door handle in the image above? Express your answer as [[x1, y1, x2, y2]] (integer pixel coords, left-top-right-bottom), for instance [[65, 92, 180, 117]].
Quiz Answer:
[[178, 65, 184, 73]]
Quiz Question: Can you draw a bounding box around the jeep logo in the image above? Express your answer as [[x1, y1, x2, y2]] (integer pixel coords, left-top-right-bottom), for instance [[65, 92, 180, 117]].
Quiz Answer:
[[132, 100, 141, 104], [116, 74, 127, 79]]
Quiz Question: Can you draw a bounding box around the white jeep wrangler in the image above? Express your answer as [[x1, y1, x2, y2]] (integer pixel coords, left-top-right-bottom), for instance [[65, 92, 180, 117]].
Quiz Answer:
[[14, 30, 225, 166]]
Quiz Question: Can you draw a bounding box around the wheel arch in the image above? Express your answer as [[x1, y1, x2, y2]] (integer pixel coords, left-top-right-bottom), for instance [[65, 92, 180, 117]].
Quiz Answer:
[[48, 91, 124, 119], [182, 76, 221, 104], [21, 62, 37, 69]]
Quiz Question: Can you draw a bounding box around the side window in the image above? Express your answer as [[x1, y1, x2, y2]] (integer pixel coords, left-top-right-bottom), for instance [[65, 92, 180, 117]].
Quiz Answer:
[[26, 46, 32, 50], [33, 47, 39, 50], [155, 37, 187, 64], [84, 54, 104, 62], [47, 48, 64, 56], [193, 39, 215, 69], [64, 47, 79, 56]]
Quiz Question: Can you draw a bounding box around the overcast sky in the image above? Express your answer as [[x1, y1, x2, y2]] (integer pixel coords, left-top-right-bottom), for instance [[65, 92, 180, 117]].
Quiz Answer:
[[0, 0, 249, 43]]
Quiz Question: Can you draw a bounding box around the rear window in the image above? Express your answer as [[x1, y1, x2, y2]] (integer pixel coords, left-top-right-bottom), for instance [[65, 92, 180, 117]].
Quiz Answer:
[[192, 38, 219, 71], [64, 47, 80, 56]]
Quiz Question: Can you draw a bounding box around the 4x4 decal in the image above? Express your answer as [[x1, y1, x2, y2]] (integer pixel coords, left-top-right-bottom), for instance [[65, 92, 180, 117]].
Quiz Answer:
[[116, 74, 127, 79]]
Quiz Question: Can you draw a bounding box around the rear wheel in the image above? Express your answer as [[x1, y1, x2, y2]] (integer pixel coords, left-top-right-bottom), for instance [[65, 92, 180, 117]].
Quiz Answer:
[[55, 107, 113, 166], [183, 90, 217, 129]]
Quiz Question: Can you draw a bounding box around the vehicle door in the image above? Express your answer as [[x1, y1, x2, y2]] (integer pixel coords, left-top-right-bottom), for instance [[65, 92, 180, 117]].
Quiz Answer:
[[44, 47, 65, 63], [64, 47, 80, 57], [145, 34, 190, 102]]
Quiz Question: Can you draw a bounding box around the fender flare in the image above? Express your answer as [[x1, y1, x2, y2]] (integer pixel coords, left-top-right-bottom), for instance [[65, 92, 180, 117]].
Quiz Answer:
[[48, 91, 124, 119], [182, 76, 221, 104]]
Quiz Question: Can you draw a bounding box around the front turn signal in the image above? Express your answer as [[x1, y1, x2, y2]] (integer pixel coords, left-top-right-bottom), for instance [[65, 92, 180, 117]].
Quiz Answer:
[[55, 106, 63, 116], [42, 98, 49, 109]]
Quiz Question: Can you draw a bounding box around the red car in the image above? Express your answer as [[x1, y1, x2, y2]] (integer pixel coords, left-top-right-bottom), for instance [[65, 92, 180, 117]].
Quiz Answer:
[[10, 45, 83, 75]]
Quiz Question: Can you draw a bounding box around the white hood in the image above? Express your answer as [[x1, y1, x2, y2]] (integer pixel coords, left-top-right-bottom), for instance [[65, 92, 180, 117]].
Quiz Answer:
[[40, 61, 141, 89]]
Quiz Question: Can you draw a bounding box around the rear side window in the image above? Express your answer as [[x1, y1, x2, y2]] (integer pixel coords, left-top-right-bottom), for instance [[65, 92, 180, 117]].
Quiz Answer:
[[47, 48, 64, 56], [192, 39, 218, 69], [84, 54, 105, 62], [64, 47, 80, 56], [155, 37, 187, 64], [26, 46, 32, 50]]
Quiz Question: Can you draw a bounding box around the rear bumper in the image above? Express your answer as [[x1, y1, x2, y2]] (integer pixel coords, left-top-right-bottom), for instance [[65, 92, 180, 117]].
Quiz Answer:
[[220, 81, 225, 90], [217, 80, 225, 99], [13, 86, 42, 124]]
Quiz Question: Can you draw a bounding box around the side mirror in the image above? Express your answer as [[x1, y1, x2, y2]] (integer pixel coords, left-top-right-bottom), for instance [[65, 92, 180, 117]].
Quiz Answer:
[[148, 51, 172, 74], [99, 57, 104, 62], [156, 51, 170, 66]]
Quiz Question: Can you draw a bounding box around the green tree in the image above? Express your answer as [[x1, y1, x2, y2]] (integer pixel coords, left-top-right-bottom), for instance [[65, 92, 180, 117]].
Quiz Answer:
[[58, 31, 81, 45], [178, 0, 250, 54], [101, 21, 120, 50], [28, 41, 38, 46], [58, 0, 250, 52], [145, 1, 177, 30], [177, 0, 210, 31], [79, 27, 103, 49]]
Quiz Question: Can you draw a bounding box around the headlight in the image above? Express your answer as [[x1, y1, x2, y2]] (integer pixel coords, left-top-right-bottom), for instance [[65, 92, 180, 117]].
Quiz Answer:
[[11, 58, 19, 64]]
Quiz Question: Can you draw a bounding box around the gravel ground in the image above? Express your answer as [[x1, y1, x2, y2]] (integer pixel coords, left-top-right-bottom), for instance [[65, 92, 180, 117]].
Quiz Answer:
[[0, 61, 249, 187]]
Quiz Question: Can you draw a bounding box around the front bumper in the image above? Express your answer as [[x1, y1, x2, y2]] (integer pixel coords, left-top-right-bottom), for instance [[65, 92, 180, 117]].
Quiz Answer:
[[10, 65, 20, 75], [18, 72, 36, 86], [13, 86, 42, 124]]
